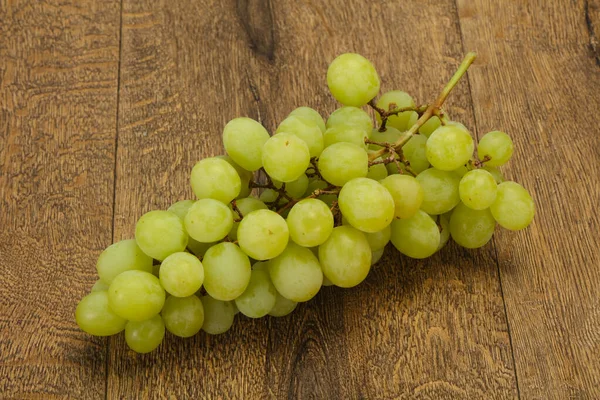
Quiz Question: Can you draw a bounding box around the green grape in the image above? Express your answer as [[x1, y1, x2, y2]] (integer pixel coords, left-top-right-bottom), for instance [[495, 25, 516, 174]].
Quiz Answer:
[[369, 127, 401, 150], [375, 90, 417, 132], [268, 291, 298, 317], [402, 134, 430, 174], [202, 242, 252, 301], [416, 168, 461, 215], [135, 210, 188, 261], [446, 120, 468, 130], [390, 210, 440, 259], [167, 200, 196, 221], [108, 270, 165, 321], [276, 115, 324, 157], [262, 132, 310, 182], [452, 164, 471, 179], [478, 131, 514, 167], [168, 200, 217, 256], [187, 240, 215, 258], [317, 142, 368, 186], [190, 157, 241, 203], [484, 166, 504, 184], [76, 291, 126, 336], [437, 212, 451, 251], [200, 295, 235, 335], [419, 116, 441, 137], [161, 295, 204, 338], [366, 160, 388, 181], [327, 53, 380, 107], [459, 169, 498, 210], [380, 174, 423, 219], [289, 106, 326, 133], [217, 155, 253, 198], [252, 261, 269, 272], [229, 197, 268, 241], [238, 209, 289, 260], [268, 242, 323, 302], [223, 117, 270, 171], [322, 275, 334, 287], [426, 125, 474, 171], [338, 177, 395, 233], [184, 198, 233, 243], [96, 239, 154, 285], [235, 269, 277, 318], [319, 225, 371, 288], [287, 199, 334, 247], [326, 106, 373, 135], [259, 188, 279, 203], [125, 315, 165, 354], [490, 181, 535, 230], [323, 125, 368, 149], [371, 249, 384, 265], [449, 202, 496, 248], [304, 178, 338, 207], [91, 280, 109, 292], [273, 174, 309, 199], [232, 301, 239, 315], [159, 252, 204, 297], [365, 225, 391, 252]]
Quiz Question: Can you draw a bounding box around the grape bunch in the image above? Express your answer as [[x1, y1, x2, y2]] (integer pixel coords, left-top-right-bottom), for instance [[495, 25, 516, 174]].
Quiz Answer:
[[76, 52, 535, 354]]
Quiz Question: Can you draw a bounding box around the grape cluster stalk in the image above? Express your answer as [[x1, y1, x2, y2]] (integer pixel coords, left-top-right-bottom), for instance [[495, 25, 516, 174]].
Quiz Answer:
[[75, 52, 535, 354]]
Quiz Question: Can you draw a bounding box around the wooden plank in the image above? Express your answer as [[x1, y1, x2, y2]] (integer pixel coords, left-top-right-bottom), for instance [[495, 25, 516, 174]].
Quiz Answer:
[[109, 0, 517, 398], [456, 0, 600, 398], [0, 0, 121, 398]]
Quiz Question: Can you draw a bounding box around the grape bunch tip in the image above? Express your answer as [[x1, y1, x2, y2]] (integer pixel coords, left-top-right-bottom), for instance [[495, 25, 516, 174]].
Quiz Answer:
[[76, 51, 535, 354]]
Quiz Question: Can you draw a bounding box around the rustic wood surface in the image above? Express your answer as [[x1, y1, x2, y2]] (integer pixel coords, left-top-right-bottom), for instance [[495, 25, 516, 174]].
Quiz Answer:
[[1, 0, 598, 399]]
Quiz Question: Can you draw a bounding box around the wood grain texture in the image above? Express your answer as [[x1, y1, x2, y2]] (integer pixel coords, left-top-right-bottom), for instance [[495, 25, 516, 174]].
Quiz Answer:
[[457, 0, 600, 398], [0, 0, 121, 398]]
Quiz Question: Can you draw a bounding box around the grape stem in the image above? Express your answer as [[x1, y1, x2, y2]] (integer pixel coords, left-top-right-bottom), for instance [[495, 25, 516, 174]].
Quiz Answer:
[[368, 101, 429, 132], [368, 52, 477, 162], [365, 139, 417, 176]]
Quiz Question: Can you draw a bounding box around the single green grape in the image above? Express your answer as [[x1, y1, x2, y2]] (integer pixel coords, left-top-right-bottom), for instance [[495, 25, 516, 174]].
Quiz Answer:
[[317, 142, 368, 186], [190, 157, 241, 203], [235, 270, 277, 318], [184, 199, 233, 243], [262, 132, 310, 182], [426, 125, 474, 171], [167, 200, 196, 220], [252, 261, 269, 272], [327, 53, 380, 107], [371, 249, 384, 265], [402, 134, 430, 174], [159, 252, 204, 297], [323, 125, 368, 149], [380, 174, 424, 219], [259, 188, 279, 204], [268, 242, 323, 302], [484, 166, 505, 184], [135, 210, 188, 261], [368, 127, 401, 151], [217, 155, 253, 198], [338, 177, 395, 233], [200, 295, 235, 335], [273, 174, 309, 199], [276, 115, 324, 157], [419, 116, 442, 137], [416, 168, 461, 215], [125, 315, 165, 354], [375, 90, 417, 132], [76, 291, 126, 336], [161, 295, 204, 338], [268, 291, 298, 317], [304, 178, 338, 207], [228, 197, 268, 241], [168, 200, 214, 255], [91, 280, 109, 292], [452, 164, 471, 179], [390, 210, 440, 259], [289, 106, 326, 133], [366, 160, 388, 181], [108, 270, 165, 321], [286, 198, 334, 247], [478, 131, 514, 167], [237, 209, 289, 260], [365, 224, 391, 252], [459, 169, 498, 210], [326, 106, 373, 136], [322, 275, 334, 287], [96, 239, 153, 285], [202, 242, 252, 301], [187, 240, 215, 258], [223, 117, 270, 171], [319, 225, 371, 288], [490, 181, 535, 230], [449, 202, 496, 248]]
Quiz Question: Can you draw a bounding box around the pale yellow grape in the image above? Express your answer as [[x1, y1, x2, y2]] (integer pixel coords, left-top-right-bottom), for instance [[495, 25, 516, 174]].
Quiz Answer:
[[318, 225, 371, 288], [323, 125, 368, 149], [326, 106, 373, 135], [96, 239, 153, 285], [459, 169, 498, 210], [184, 199, 233, 243], [217, 155, 253, 198], [238, 209, 289, 260], [159, 252, 204, 297], [276, 115, 324, 157], [202, 242, 252, 301], [289, 106, 326, 133], [338, 177, 395, 233], [452, 165, 471, 179], [187, 240, 215, 258], [91, 280, 109, 292], [168, 200, 215, 255], [381, 174, 424, 219], [371, 249, 384, 265], [252, 261, 269, 272], [190, 157, 241, 203], [161, 295, 204, 338], [259, 188, 279, 203], [366, 160, 388, 181], [484, 166, 505, 184], [304, 178, 338, 207], [108, 270, 165, 321], [426, 125, 474, 171], [369, 127, 401, 151], [327, 53, 380, 107], [76, 291, 126, 336], [322, 275, 334, 287], [268, 242, 323, 302], [167, 200, 195, 220], [478, 131, 514, 167], [390, 210, 440, 259], [273, 174, 309, 199], [286, 199, 334, 247], [228, 197, 268, 241], [490, 181, 535, 230], [235, 270, 277, 318], [262, 132, 310, 182], [268, 292, 298, 317], [402, 134, 430, 174], [419, 116, 441, 137], [125, 315, 165, 354], [223, 117, 270, 171], [364, 225, 391, 252], [317, 142, 368, 186], [200, 295, 235, 335], [135, 210, 188, 261], [449, 203, 496, 248], [375, 90, 418, 132], [416, 168, 461, 215]]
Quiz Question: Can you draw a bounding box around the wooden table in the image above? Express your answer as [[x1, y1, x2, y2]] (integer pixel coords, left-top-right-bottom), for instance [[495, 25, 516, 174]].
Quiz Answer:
[[1, 1, 599, 399]]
